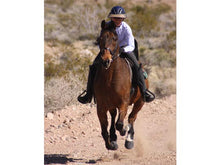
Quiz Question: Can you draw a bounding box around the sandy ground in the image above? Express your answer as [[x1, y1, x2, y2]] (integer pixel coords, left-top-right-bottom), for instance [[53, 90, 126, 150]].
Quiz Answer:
[[44, 94, 176, 165]]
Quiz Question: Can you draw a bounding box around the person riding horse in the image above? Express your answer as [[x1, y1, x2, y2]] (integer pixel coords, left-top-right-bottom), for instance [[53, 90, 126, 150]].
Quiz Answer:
[[78, 6, 155, 104]]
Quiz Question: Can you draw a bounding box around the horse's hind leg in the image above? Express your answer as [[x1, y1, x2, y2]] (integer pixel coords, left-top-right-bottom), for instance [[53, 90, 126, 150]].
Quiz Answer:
[[125, 99, 144, 149], [97, 107, 118, 150]]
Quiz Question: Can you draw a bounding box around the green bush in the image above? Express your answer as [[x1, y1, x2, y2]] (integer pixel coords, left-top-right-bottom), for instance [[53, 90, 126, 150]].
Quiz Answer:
[[150, 49, 176, 67], [45, 0, 75, 10], [163, 30, 176, 52], [129, 3, 171, 37], [44, 24, 55, 34], [44, 43, 95, 83], [44, 62, 68, 81]]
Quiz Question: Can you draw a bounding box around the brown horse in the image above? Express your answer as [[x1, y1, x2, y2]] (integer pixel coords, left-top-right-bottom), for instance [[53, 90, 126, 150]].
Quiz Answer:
[[93, 20, 149, 150]]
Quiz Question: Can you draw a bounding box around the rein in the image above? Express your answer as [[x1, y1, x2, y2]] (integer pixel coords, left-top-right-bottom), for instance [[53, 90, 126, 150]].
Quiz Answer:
[[104, 46, 119, 60], [104, 45, 117, 56], [102, 46, 120, 70], [99, 26, 120, 69]]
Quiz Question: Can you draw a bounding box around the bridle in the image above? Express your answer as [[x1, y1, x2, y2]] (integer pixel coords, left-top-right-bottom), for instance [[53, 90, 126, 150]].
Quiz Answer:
[[99, 31, 120, 69], [100, 46, 119, 70], [102, 46, 119, 60]]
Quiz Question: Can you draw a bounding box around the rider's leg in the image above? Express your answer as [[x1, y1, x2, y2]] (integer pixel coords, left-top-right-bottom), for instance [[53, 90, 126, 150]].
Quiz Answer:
[[122, 52, 155, 102], [77, 53, 101, 104]]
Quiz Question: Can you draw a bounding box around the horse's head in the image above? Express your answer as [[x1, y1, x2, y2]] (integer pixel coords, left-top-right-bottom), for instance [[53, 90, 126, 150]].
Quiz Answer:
[[98, 20, 119, 69]]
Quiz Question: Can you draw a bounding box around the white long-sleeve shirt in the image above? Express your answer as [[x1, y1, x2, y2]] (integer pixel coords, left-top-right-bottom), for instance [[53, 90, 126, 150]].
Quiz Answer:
[[115, 21, 135, 53]]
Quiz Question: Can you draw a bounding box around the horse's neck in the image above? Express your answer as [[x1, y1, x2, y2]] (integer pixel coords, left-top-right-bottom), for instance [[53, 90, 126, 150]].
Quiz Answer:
[[95, 58, 131, 93], [98, 58, 119, 79]]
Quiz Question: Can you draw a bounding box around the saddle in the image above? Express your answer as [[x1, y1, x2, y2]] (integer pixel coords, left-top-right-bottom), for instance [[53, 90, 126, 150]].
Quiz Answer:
[[119, 39, 140, 96]]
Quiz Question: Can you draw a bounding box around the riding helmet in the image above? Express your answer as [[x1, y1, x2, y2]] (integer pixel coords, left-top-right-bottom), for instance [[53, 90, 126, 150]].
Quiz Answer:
[[108, 6, 127, 18]]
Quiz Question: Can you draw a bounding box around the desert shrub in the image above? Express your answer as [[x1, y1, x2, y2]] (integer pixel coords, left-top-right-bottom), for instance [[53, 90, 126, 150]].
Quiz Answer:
[[78, 34, 96, 41], [144, 49, 176, 68], [45, 0, 75, 10], [44, 51, 93, 82], [139, 47, 146, 57], [129, 3, 171, 37], [161, 30, 176, 52], [44, 62, 68, 81], [153, 79, 176, 98], [58, 13, 75, 27], [44, 24, 55, 34], [44, 40, 97, 82], [153, 3, 172, 15], [148, 66, 176, 98], [44, 74, 84, 113], [44, 40, 97, 112], [71, 5, 106, 40], [104, 0, 116, 9]]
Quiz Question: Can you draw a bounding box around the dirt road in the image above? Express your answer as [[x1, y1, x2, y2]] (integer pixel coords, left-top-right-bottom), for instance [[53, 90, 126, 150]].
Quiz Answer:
[[44, 94, 176, 165]]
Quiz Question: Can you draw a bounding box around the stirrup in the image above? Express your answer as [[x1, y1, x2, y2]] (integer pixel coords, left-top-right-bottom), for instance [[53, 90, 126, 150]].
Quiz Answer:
[[78, 90, 87, 97], [77, 90, 92, 104], [145, 89, 155, 102]]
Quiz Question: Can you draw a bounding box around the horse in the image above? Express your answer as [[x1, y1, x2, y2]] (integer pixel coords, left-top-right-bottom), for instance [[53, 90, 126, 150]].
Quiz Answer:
[[93, 20, 149, 150]]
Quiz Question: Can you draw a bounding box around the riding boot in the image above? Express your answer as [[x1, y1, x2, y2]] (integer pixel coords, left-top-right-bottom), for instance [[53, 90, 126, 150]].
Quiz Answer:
[[77, 64, 96, 104], [77, 53, 101, 104], [137, 66, 155, 102], [122, 51, 155, 102]]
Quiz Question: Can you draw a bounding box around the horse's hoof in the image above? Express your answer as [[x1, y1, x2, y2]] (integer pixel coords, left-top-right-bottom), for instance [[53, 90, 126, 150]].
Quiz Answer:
[[116, 121, 123, 131], [120, 129, 126, 136], [106, 141, 118, 150], [125, 140, 134, 149], [110, 141, 118, 150]]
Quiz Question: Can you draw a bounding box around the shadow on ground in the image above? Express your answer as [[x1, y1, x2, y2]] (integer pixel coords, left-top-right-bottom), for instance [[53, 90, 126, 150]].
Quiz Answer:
[[44, 154, 100, 164]]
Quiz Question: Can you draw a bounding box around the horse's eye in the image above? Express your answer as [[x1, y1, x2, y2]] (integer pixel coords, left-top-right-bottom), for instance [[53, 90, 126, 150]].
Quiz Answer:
[[113, 36, 117, 41], [100, 48, 104, 53]]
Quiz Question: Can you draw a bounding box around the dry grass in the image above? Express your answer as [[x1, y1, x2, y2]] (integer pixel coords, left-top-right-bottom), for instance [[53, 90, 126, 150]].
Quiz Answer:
[[44, 73, 85, 114], [148, 66, 176, 97]]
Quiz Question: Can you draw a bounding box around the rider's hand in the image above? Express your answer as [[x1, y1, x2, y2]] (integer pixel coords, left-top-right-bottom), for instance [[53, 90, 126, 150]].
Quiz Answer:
[[119, 47, 125, 54]]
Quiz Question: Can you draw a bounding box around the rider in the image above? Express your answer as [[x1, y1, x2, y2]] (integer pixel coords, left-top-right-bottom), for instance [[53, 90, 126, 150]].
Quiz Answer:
[[78, 6, 155, 104]]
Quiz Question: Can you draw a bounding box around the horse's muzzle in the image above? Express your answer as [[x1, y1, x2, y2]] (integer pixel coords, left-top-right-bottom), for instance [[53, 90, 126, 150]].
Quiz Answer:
[[102, 59, 112, 69]]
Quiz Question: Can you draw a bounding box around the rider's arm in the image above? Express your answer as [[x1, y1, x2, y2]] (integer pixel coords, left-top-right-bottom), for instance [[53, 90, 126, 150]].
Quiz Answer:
[[122, 23, 135, 53]]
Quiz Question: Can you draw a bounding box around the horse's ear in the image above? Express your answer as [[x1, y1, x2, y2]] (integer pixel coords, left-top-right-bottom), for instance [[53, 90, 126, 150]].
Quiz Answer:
[[101, 20, 106, 30], [109, 21, 116, 30]]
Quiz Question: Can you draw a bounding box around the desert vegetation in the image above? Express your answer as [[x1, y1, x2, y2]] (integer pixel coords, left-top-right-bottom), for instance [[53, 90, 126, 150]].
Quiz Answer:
[[44, 0, 176, 113]]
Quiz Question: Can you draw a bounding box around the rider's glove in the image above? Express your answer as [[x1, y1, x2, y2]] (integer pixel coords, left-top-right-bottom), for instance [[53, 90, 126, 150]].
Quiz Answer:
[[119, 47, 125, 54]]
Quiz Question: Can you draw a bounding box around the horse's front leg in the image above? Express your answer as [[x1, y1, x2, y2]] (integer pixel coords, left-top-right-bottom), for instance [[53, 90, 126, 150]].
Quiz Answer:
[[109, 109, 118, 149], [116, 104, 128, 136], [125, 98, 144, 149], [97, 106, 118, 150]]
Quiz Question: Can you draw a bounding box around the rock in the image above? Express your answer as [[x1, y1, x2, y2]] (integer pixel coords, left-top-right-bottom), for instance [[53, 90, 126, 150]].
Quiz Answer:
[[47, 112, 54, 120], [63, 119, 68, 124], [69, 118, 74, 122], [61, 135, 69, 141]]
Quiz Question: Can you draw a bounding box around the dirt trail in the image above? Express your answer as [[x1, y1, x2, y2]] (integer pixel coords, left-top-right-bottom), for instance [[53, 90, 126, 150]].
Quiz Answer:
[[44, 94, 176, 165]]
